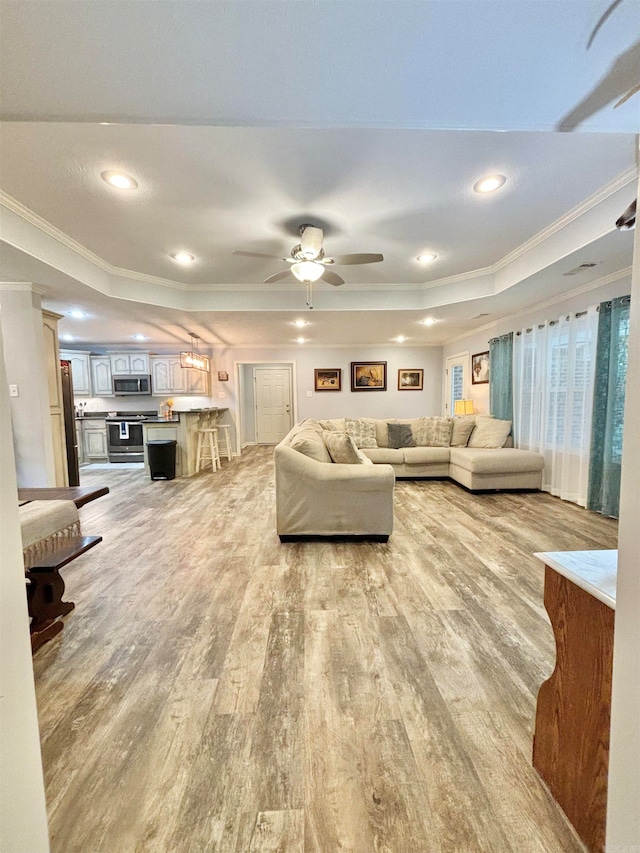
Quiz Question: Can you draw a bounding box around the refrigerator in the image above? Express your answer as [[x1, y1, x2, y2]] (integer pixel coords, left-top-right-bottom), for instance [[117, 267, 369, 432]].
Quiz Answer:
[[60, 359, 80, 486]]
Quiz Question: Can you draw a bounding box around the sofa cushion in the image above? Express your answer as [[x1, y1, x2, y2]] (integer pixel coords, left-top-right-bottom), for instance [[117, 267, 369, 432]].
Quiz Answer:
[[369, 418, 395, 447], [414, 416, 453, 447], [298, 418, 324, 433], [387, 423, 415, 449], [322, 431, 363, 464], [345, 417, 378, 448], [450, 415, 476, 447], [318, 418, 346, 432], [402, 447, 451, 465], [290, 429, 332, 463], [361, 447, 404, 464], [467, 416, 512, 448], [449, 447, 545, 474]]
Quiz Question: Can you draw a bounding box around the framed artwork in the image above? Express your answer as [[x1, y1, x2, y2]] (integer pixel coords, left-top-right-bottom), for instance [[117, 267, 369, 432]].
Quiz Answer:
[[314, 368, 342, 391], [471, 351, 490, 384], [351, 361, 387, 391], [398, 368, 424, 390]]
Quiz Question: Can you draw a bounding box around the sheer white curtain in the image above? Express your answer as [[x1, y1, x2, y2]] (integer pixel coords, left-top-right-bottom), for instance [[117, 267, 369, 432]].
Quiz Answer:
[[513, 307, 598, 506]]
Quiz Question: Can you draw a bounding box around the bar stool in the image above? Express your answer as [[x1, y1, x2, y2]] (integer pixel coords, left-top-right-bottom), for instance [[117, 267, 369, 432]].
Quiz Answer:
[[195, 411, 221, 472], [216, 424, 233, 462]]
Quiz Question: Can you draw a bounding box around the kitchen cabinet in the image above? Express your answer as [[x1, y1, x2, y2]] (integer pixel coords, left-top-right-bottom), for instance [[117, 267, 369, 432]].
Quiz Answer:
[[83, 422, 108, 460], [76, 421, 84, 464], [110, 353, 150, 375], [150, 355, 210, 396], [60, 350, 91, 396], [42, 310, 69, 486], [90, 356, 113, 396], [151, 356, 186, 395]]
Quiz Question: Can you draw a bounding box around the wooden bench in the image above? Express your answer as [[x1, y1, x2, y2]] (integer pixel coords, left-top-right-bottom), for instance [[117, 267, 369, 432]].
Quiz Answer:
[[27, 535, 102, 653]]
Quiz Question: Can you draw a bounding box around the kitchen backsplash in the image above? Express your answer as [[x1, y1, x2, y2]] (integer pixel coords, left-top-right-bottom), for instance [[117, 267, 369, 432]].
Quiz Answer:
[[77, 395, 214, 413]]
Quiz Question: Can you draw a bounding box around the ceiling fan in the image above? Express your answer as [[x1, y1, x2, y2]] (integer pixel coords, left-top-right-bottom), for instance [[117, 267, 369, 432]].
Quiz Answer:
[[233, 224, 383, 308]]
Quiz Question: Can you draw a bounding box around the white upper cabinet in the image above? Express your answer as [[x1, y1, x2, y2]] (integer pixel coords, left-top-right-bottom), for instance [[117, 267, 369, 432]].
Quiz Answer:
[[110, 353, 150, 375], [151, 356, 187, 395], [60, 350, 91, 396], [90, 356, 114, 396], [150, 356, 210, 395], [186, 368, 210, 395]]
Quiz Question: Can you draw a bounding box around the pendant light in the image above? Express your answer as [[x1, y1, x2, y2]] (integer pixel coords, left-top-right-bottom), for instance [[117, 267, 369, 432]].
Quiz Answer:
[[180, 333, 210, 372]]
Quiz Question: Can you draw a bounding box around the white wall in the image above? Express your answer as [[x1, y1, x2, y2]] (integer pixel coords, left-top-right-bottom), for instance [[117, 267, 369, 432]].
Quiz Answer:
[[0, 285, 56, 487], [606, 171, 640, 848], [222, 345, 442, 437], [442, 274, 634, 415], [0, 324, 50, 852]]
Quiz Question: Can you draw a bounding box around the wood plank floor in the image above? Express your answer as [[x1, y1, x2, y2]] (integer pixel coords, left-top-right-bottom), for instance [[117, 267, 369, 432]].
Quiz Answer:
[[32, 447, 618, 852]]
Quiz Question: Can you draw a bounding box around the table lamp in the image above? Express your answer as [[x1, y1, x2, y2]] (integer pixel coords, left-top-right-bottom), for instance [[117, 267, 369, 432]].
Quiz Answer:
[[454, 399, 474, 415]]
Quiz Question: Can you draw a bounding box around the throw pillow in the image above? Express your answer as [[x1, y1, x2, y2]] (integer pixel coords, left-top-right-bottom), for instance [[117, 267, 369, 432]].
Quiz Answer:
[[387, 422, 415, 449], [322, 431, 364, 464], [290, 429, 332, 463], [450, 415, 476, 447], [467, 415, 512, 448], [345, 417, 378, 448], [414, 416, 454, 447]]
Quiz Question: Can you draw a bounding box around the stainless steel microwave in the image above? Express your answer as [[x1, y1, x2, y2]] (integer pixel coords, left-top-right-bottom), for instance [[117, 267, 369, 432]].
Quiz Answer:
[[112, 375, 152, 395]]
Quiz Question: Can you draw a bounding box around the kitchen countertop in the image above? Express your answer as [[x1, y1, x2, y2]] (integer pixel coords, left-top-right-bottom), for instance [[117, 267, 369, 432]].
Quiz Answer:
[[533, 550, 617, 610]]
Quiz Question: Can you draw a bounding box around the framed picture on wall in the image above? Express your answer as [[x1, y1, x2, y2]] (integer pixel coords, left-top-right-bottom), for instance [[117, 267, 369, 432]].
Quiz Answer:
[[398, 368, 423, 390], [351, 361, 387, 391], [471, 351, 490, 384], [314, 368, 341, 391]]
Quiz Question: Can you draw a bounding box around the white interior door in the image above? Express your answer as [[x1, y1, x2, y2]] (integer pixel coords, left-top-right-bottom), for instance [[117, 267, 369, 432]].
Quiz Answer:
[[444, 353, 469, 416], [254, 367, 293, 444]]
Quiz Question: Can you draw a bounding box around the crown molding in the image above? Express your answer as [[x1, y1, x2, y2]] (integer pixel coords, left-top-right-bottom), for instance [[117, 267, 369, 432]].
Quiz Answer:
[[0, 281, 46, 295], [442, 265, 633, 345], [2, 165, 637, 300]]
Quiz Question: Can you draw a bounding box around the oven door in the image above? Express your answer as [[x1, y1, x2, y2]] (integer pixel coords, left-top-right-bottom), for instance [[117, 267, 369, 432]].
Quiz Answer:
[[107, 422, 144, 462]]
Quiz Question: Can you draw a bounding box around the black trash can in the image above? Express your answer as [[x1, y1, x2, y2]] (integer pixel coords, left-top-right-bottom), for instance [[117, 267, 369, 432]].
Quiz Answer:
[[147, 439, 177, 480]]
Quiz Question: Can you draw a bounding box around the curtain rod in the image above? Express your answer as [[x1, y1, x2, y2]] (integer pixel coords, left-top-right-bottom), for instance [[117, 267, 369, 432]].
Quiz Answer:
[[502, 295, 630, 339]]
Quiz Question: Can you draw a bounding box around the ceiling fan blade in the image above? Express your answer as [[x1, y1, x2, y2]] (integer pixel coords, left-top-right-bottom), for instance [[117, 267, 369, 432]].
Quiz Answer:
[[321, 270, 345, 287], [324, 253, 384, 266], [233, 250, 291, 262], [263, 269, 293, 284]]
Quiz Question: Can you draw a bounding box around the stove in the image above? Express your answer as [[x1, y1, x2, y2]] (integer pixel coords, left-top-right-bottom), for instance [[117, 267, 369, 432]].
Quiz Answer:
[[105, 412, 155, 462]]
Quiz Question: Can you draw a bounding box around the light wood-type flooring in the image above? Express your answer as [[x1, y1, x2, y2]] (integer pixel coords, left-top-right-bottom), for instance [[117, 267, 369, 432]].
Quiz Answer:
[[33, 447, 618, 852]]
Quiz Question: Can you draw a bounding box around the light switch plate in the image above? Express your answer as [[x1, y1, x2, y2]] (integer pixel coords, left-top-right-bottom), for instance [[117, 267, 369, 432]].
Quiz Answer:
[[218, 392, 226, 398], [9, 384, 19, 397], [306, 391, 313, 397]]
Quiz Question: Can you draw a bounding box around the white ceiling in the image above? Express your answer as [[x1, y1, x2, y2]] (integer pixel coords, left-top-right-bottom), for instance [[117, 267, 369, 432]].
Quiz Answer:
[[0, 0, 638, 349]]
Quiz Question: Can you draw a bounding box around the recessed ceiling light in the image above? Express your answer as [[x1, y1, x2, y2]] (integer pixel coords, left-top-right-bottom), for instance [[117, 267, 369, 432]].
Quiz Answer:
[[473, 174, 506, 194], [395, 335, 407, 343], [416, 253, 437, 264], [293, 319, 308, 327], [422, 318, 436, 326], [296, 337, 306, 344], [133, 334, 147, 341], [61, 334, 73, 342], [101, 170, 138, 190], [170, 251, 196, 265], [68, 310, 87, 319]]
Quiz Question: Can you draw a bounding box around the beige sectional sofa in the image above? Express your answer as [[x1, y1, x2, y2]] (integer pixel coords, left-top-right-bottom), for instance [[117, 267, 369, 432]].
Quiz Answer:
[[274, 415, 544, 540]]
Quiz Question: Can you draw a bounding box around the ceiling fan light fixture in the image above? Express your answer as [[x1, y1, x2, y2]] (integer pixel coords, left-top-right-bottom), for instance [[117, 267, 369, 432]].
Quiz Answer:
[[291, 261, 324, 282], [473, 174, 506, 194]]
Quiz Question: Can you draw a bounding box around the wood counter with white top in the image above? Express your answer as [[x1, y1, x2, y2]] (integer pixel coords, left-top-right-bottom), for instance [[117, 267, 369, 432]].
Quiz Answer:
[[533, 550, 617, 853]]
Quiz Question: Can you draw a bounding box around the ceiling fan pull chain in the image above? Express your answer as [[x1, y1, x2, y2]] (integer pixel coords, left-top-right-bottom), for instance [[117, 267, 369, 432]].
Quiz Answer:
[[306, 280, 314, 309]]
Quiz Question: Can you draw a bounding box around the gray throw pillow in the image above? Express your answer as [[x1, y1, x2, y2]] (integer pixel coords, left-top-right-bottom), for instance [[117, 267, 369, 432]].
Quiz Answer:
[[387, 422, 415, 449]]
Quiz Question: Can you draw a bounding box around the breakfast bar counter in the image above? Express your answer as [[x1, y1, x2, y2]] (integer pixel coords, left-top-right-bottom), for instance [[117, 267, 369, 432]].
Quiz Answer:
[[532, 549, 617, 853], [142, 409, 228, 477]]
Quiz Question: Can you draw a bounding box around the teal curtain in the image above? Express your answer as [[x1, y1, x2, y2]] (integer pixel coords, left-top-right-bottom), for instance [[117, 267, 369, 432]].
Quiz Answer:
[[587, 296, 631, 518], [489, 333, 513, 421]]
